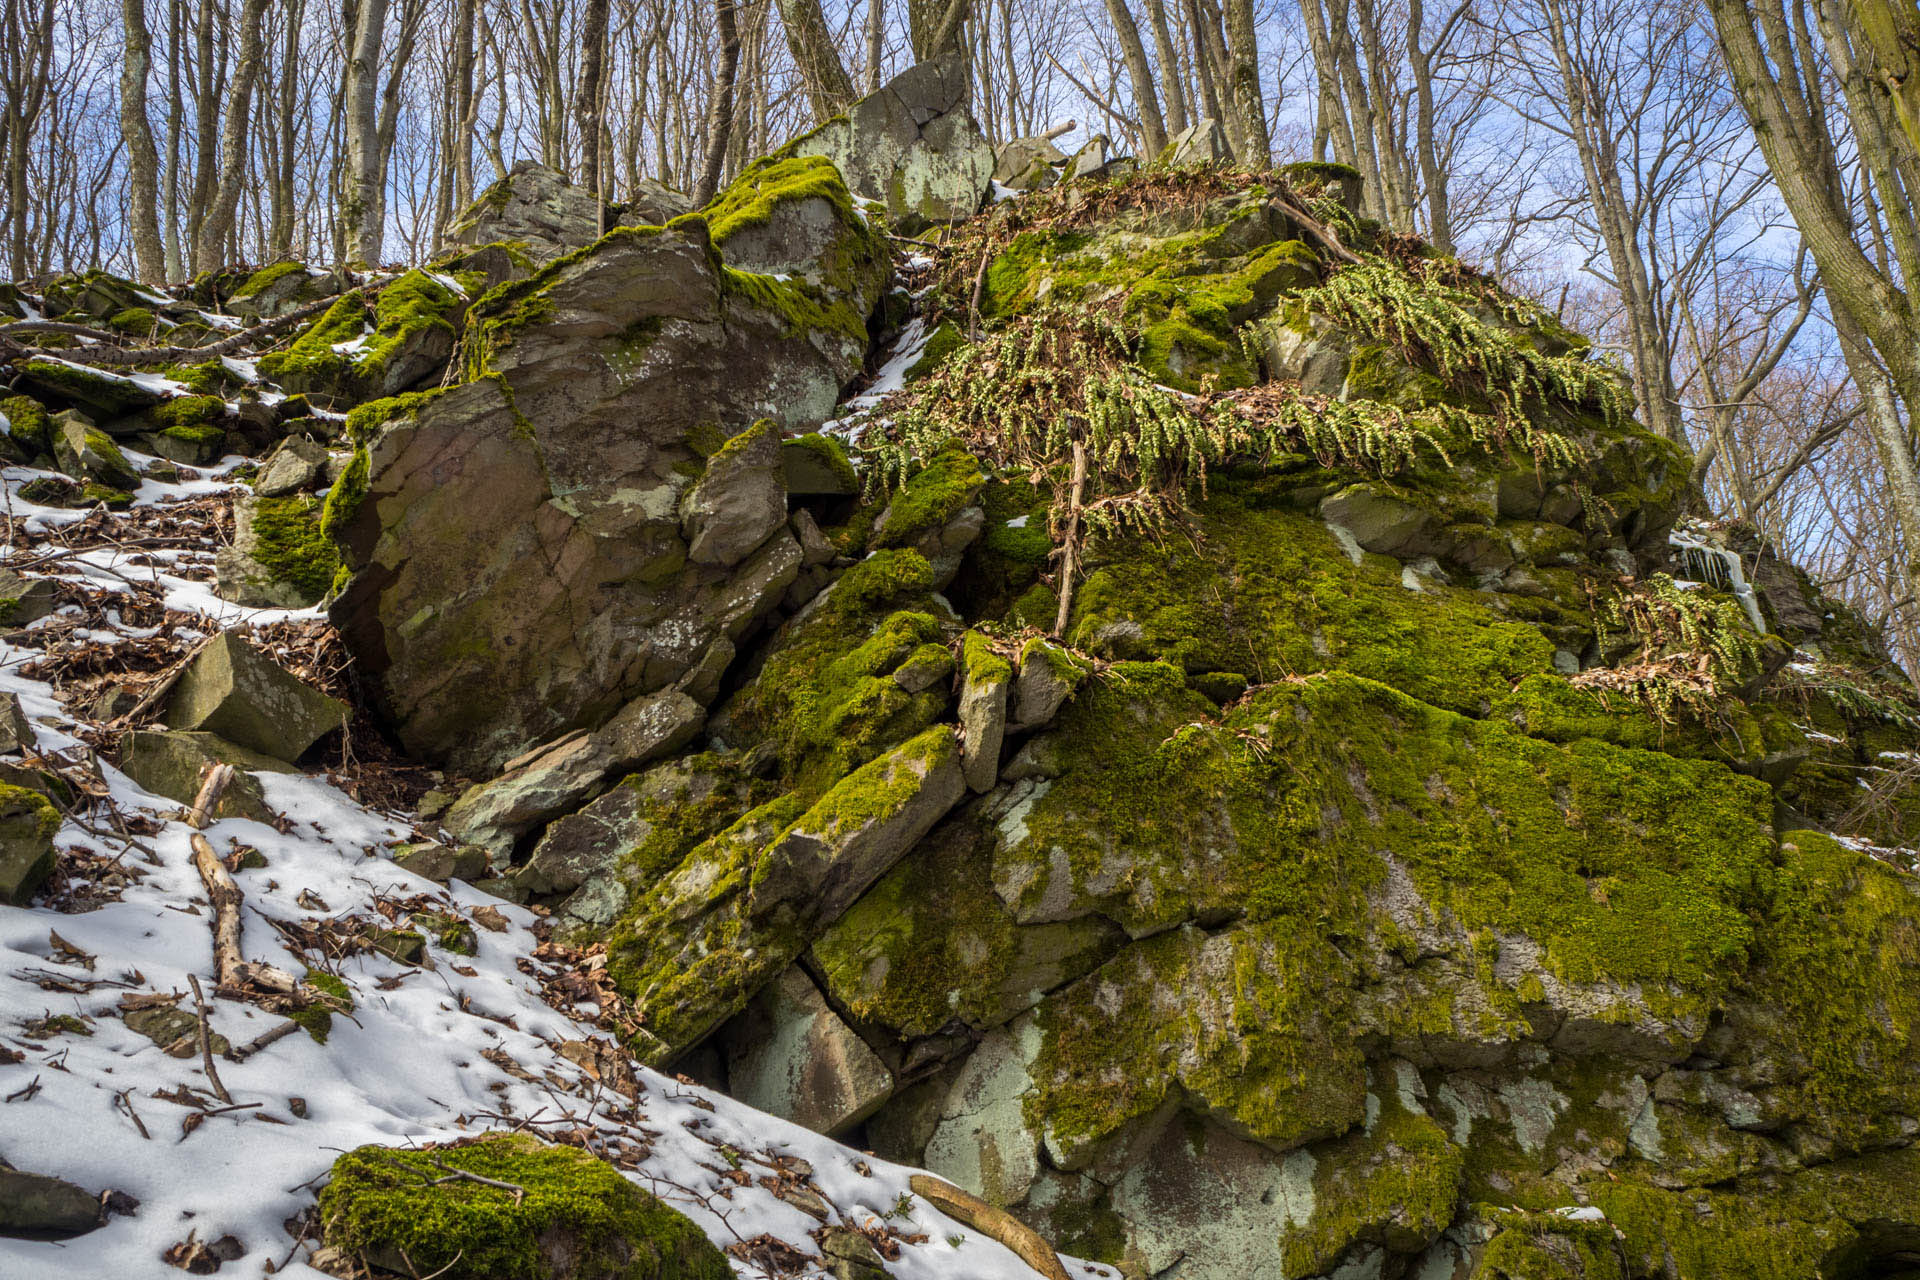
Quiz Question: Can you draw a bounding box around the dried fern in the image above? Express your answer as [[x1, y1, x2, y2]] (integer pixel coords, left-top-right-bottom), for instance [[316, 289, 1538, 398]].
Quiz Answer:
[[1576, 574, 1764, 720], [1301, 256, 1630, 432]]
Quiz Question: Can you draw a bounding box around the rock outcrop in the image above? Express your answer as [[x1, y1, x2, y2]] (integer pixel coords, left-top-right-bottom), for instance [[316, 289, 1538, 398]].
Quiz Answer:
[[783, 52, 993, 233], [329, 157, 889, 770]]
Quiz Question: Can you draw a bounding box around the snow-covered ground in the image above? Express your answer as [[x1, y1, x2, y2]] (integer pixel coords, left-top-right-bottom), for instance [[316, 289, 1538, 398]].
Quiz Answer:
[[0, 462, 1082, 1280]]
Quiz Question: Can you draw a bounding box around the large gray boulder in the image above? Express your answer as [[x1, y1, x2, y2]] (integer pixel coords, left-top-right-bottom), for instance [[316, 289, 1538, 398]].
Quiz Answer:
[[446, 161, 693, 264], [332, 160, 887, 771], [783, 52, 992, 233]]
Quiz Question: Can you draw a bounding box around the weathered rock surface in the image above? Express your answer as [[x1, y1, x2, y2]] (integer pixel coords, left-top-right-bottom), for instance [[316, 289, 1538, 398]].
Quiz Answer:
[[718, 965, 893, 1135], [162, 632, 347, 760], [0, 1166, 104, 1238], [117, 729, 295, 825], [331, 157, 887, 770], [445, 160, 691, 264], [444, 688, 706, 861], [0, 569, 57, 628], [783, 53, 992, 233]]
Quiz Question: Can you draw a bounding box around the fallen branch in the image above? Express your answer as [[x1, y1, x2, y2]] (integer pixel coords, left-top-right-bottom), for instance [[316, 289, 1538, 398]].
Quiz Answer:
[[1270, 193, 1364, 266], [187, 760, 230, 830], [190, 829, 302, 996], [228, 1019, 300, 1062], [909, 1175, 1070, 1280], [186, 974, 232, 1104], [0, 293, 343, 369]]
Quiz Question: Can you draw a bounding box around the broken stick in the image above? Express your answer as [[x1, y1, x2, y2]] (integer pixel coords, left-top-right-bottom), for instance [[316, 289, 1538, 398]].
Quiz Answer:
[[909, 1174, 1071, 1280]]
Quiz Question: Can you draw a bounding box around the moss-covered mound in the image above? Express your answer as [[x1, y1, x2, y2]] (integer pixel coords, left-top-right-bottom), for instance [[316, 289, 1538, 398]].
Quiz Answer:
[[318, 1134, 730, 1280]]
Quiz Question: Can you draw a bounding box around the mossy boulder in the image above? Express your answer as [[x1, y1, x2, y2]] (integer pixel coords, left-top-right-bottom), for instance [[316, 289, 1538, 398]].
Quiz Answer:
[[257, 268, 473, 406], [318, 1133, 730, 1280], [0, 783, 60, 904], [331, 161, 888, 771], [215, 491, 340, 608]]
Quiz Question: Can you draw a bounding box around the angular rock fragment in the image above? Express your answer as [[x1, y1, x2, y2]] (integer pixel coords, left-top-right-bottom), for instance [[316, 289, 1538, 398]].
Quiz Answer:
[[0, 783, 58, 904], [718, 965, 893, 1135], [117, 729, 294, 825], [162, 632, 348, 761]]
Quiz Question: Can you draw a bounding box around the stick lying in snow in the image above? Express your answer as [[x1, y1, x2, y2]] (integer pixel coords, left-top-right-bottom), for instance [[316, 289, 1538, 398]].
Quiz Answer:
[[908, 1175, 1071, 1280], [187, 764, 305, 1000]]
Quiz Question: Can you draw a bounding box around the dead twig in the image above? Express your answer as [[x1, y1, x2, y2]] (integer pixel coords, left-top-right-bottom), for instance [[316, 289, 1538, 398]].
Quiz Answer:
[[187, 975, 232, 1104], [229, 1019, 301, 1062], [910, 1174, 1070, 1280]]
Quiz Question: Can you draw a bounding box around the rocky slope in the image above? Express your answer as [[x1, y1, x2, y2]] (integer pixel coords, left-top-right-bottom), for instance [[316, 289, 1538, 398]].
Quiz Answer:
[[4, 55, 1920, 1280]]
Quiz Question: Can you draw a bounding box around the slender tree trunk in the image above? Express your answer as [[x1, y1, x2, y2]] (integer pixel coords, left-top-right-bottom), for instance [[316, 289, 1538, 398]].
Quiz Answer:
[[1219, 0, 1269, 163], [195, 0, 269, 271], [1105, 0, 1168, 156], [693, 0, 741, 204], [777, 0, 856, 120], [1143, 0, 1189, 135], [1405, 0, 1451, 252], [575, 0, 612, 211], [120, 0, 167, 282], [162, 0, 186, 280], [342, 0, 388, 263], [866, 0, 884, 91]]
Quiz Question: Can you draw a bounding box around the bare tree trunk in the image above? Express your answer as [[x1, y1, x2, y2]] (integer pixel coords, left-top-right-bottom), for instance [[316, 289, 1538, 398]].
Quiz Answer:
[[1405, 0, 1450, 252], [162, 0, 186, 280], [1143, 0, 1189, 135], [267, 0, 305, 259], [1105, 0, 1168, 156], [1220, 0, 1269, 163], [693, 0, 741, 204], [866, 0, 884, 91], [434, 0, 477, 243], [184, 0, 219, 270], [194, 0, 269, 271], [777, 0, 856, 120], [575, 0, 612, 211], [120, 0, 166, 282], [342, 0, 388, 263]]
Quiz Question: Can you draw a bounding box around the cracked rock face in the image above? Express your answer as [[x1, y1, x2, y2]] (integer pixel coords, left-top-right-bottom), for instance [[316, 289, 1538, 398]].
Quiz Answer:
[[331, 161, 886, 772]]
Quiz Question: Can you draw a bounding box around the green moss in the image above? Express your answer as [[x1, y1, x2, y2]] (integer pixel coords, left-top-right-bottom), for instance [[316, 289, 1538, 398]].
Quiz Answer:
[[343, 385, 450, 445], [0, 395, 51, 453], [320, 446, 371, 543], [691, 154, 858, 246], [246, 494, 341, 600], [1590, 1148, 1920, 1280], [147, 394, 225, 435], [874, 448, 985, 549], [107, 307, 157, 335], [290, 970, 353, 1044], [783, 431, 858, 492], [236, 261, 307, 297], [318, 1133, 730, 1280], [961, 630, 1012, 684], [720, 266, 869, 344], [79, 482, 133, 509], [906, 320, 966, 382], [717, 550, 947, 794], [258, 269, 465, 397], [981, 209, 1320, 390], [1473, 1212, 1626, 1280], [1280, 1072, 1465, 1274], [19, 360, 159, 418], [1067, 477, 1555, 715]]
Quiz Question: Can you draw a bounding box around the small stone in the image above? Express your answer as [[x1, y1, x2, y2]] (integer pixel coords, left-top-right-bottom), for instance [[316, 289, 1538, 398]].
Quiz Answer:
[[250, 435, 327, 497], [415, 789, 454, 821], [0, 570, 57, 627], [52, 412, 139, 490], [123, 1003, 230, 1058], [0, 691, 36, 754], [363, 928, 426, 965], [392, 841, 489, 884], [163, 632, 348, 761], [681, 420, 787, 568], [959, 633, 1011, 793], [790, 507, 837, 566], [781, 435, 858, 497], [288, 1096, 308, 1119], [1011, 639, 1080, 730], [0, 1168, 103, 1239]]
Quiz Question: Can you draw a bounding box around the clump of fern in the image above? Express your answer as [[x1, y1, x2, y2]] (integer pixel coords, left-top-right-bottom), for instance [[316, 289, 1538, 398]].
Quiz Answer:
[[1574, 574, 1765, 720], [869, 307, 1465, 541], [1302, 256, 1630, 431]]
